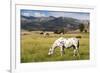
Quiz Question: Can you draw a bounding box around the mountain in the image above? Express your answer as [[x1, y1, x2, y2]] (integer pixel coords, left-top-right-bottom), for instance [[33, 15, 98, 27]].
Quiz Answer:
[[21, 15, 89, 31]]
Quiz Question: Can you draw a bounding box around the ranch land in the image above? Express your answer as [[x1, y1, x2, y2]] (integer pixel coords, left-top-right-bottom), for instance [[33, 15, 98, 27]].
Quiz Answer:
[[21, 31, 89, 63]]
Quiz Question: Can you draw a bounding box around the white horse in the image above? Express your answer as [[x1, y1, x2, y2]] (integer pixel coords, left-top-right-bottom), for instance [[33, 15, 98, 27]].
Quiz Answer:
[[48, 37, 80, 56]]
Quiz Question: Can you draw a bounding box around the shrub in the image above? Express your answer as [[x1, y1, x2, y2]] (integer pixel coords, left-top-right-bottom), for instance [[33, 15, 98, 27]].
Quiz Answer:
[[76, 36, 82, 38], [79, 23, 85, 32]]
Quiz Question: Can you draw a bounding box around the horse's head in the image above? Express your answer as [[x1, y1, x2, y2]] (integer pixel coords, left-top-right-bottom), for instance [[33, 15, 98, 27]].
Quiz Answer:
[[48, 48, 54, 55]]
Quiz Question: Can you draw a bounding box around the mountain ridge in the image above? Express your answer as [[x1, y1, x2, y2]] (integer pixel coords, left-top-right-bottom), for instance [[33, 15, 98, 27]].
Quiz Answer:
[[21, 15, 89, 31]]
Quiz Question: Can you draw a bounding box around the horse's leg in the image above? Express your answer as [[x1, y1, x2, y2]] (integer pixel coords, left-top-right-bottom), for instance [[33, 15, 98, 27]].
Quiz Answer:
[[77, 48, 80, 57], [60, 46, 64, 56], [73, 49, 77, 56], [72, 45, 76, 56], [62, 46, 65, 54], [73, 46, 80, 57], [76, 43, 80, 56]]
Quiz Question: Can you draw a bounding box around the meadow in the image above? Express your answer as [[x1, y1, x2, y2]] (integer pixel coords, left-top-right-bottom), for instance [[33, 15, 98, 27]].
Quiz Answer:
[[21, 31, 89, 63]]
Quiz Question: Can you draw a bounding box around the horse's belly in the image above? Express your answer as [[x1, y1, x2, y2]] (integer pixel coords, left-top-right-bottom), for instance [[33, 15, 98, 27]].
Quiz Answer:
[[64, 42, 73, 49]]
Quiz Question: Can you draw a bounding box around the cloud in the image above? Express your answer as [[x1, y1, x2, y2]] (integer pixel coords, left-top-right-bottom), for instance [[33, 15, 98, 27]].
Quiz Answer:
[[21, 9, 89, 20], [21, 10, 46, 17], [48, 11, 89, 20], [22, 12, 30, 17], [33, 12, 46, 17]]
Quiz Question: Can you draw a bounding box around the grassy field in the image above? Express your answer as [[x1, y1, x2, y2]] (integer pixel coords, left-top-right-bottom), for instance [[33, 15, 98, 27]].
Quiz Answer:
[[21, 31, 89, 63]]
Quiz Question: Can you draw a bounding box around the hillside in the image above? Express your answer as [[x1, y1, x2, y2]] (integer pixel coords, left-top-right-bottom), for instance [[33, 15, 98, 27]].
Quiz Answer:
[[21, 15, 89, 32]]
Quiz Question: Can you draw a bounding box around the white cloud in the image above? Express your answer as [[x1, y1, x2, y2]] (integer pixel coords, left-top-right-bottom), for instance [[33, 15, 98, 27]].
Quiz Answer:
[[48, 12, 89, 20], [48, 12, 66, 17], [33, 12, 46, 17], [21, 11, 46, 17], [21, 10, 89, 20], [22, 12, 30, 17]]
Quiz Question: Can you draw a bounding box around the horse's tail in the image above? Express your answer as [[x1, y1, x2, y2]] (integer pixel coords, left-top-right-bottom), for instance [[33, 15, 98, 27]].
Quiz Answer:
[[77, 40, 79, 48]]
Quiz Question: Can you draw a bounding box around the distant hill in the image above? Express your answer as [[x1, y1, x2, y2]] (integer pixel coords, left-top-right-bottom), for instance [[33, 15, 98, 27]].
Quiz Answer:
[[21, 15, 89, 32]]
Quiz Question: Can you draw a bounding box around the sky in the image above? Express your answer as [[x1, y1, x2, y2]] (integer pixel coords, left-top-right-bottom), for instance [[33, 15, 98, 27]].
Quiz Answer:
[[21, 9, 90, 20]]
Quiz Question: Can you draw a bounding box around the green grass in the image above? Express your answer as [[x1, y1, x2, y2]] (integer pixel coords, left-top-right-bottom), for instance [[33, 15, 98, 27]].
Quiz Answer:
[[21, 32, 89, 63]]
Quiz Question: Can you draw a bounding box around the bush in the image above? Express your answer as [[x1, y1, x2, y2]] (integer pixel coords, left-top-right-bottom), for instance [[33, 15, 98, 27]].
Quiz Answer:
[[40, 32, 44, 35], [84, 29, 87, 33], [76, 36, 82, 38], [54, 28, 65, 34], [79, 23, 85, 32]]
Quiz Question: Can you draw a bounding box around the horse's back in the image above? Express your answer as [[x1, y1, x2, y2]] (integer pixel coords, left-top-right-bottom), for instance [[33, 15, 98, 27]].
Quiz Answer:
[[54, 37, 79, 46], [53, 37, 65, 47], [55, 37, 78, 43], [69, 38, 79, 42], [68, 38, 79, 43]]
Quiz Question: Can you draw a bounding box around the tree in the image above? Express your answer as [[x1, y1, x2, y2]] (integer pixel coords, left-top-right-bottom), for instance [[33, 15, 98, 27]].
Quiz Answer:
[[84, 29, 87, 33], [54, 28, 65, 34], [60, 28, 65, 34], [79, 23, 85, 32]]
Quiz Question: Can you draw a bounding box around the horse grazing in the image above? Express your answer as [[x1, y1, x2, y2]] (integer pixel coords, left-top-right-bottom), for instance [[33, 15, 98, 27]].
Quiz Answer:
[[48, 37, 80, 56]]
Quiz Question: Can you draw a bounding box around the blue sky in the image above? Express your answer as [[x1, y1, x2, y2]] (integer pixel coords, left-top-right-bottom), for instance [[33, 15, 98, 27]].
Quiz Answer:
[[21, 9, 90, 20]]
